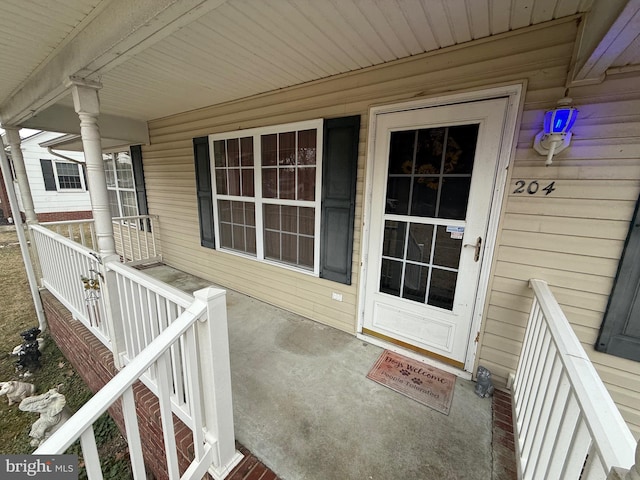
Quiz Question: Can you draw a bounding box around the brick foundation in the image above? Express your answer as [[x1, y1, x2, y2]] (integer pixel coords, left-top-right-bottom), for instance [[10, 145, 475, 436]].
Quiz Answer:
[[492, 390, 518, 480], [41, 291, 200, 480], [36, 211, 93, 222], [0, 168, 12, 223]]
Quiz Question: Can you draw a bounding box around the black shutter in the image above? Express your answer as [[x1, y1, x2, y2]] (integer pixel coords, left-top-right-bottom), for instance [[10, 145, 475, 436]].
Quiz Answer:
[[320, 115, 360, 284], [81, 164, 89, 191], [596, 193, 640, 361], [40, 159, 57, 191], [130, 145, 148, 216], [193, 136, 215, 248]]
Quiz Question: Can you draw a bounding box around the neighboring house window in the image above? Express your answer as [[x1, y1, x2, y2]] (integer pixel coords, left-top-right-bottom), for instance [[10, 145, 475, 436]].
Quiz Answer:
[[104, 151, 139, 218], [55, 162, 83, 189], [40, 159, 86, 191], [194, 116, 360, 284], [596, 193, 640, 362], [210, 120, 322, 273]]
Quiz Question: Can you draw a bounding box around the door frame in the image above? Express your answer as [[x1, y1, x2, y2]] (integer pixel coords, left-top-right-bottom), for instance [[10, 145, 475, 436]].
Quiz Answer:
[[357, 83, 525, 374]]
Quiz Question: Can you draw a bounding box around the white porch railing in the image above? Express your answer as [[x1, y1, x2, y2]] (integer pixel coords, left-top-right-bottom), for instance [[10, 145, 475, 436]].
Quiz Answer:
[[35, 287, 242, 480], [513, 279, 637, 480], [107, 260, 201, 428], [41, 215, 161, 265], [30, 224, 111, 348], [41, 218, 97, 250], [30, 222, 241, 479], [111, 215, 161, 265]]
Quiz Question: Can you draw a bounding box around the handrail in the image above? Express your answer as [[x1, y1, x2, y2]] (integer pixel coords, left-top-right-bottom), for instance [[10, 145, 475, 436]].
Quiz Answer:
[[40, 218, 97, 250], [40, 219, 94, 226], [29, 222, 239, 478], [31, 223, 97, 254], [105, 260, 198, 427], [513, 279, 636, 479], [529, 279, 635, 468], [34, 298, 206, 455], [111, 214, 161, 264], [111, 214, 159, 223], [30, 224, 111, 347], [40, 215, 161, 264]]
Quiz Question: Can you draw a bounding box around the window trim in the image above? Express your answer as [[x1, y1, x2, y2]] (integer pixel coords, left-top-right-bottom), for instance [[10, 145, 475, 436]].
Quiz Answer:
[[53, 161, 85, 191], [208, 119, 324, 275], [104, 150, 140, 220]]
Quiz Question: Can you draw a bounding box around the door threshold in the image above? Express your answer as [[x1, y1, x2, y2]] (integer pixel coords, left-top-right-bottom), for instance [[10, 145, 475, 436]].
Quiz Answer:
[[358, 329, 472, 380]]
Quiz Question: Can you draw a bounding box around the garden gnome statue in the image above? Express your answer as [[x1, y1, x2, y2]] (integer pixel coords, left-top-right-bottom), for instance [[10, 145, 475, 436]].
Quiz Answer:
[[474, 366, 495, 398], [19, 386, 70, 447], [16, 327, 42, 372]]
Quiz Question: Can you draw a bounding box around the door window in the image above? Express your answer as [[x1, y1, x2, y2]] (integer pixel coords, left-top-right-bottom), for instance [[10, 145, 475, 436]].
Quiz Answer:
[[380, 125, 479, 310]]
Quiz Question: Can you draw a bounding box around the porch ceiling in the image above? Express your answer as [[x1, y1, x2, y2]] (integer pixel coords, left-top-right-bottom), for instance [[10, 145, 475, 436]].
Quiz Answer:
[[1, 0, 639, 138]]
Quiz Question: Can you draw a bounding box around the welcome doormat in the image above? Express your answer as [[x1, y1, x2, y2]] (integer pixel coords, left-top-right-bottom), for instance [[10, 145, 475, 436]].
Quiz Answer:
[[367, 350, 457, 415]]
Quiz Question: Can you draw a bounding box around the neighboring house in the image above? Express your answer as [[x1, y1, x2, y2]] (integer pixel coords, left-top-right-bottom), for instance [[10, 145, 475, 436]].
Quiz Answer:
[[4, 131, 92, 222], [2, 131, 147, 223], [0, 1, 639, 471]]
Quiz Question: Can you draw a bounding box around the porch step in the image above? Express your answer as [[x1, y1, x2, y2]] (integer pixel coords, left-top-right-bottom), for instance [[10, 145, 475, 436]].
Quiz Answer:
[[492, 390, 517, 480]]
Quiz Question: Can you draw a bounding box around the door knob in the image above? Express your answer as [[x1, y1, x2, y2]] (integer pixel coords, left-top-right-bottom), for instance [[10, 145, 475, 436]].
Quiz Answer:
[[463, 236, 482, 262]]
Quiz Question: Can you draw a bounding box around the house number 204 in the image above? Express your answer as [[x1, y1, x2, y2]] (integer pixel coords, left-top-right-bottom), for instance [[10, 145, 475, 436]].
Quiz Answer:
[[512, 180, 556, 195]]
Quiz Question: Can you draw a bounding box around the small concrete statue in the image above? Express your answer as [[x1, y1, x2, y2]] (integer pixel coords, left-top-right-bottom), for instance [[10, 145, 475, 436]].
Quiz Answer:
[[19, 386, 70, 447], [0, 381, 36, 405], [474, 366, 495, 398], [15, 327, 42, 372]]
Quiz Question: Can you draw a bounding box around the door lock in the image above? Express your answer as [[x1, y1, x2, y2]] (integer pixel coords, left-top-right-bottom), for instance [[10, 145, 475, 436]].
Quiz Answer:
[[463, 236, 482, 262]]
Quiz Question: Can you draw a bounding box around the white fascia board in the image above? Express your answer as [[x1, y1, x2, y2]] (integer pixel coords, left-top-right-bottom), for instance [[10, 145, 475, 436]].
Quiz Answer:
[[571, 0, 640, 84]]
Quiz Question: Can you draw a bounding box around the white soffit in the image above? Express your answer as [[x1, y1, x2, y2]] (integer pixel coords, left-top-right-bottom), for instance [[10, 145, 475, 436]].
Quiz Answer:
[[4, 0, 628, 126], [62, 0, 597, 121], [0, 0, 105, 106]]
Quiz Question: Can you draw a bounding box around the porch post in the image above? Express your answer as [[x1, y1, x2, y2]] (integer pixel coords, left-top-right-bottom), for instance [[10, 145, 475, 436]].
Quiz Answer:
[[626, 439, 639, 480], [0, 135, 47, 331], [66, 78, 126, 368], [66, 78, 115, 255], [605, 428, 639, 480], [3, 126, 46, 324], [193, 287, 243, 478], [4, 127, 37, 224]]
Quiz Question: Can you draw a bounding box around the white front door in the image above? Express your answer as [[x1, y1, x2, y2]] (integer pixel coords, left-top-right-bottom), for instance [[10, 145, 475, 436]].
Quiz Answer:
[[362, 98, 509, 368]]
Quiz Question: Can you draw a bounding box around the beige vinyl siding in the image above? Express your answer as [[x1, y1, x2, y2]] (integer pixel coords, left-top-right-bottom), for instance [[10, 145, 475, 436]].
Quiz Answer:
[[478, 70, 640, 438], [145, 18, 578, 334], [144, 17, 640, 436]]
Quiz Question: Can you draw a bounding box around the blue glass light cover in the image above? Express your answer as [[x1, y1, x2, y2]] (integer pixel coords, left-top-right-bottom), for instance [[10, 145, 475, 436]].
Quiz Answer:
[[543, 107, 578, 134]]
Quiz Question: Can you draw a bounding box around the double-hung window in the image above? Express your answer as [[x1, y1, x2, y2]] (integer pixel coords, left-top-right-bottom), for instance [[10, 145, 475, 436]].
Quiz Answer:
[[104, 151, 139, 219], [210, 119, 322, 274], [40, 159, 86, 191], [55, 162, 83, 189]]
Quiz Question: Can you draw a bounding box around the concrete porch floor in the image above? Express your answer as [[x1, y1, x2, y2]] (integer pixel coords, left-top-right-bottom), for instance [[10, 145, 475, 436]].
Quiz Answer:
[[143, 264, 504, 480]]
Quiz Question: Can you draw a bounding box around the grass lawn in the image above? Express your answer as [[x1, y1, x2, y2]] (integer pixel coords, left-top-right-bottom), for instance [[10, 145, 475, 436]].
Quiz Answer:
[[0, 227, 131, 478]]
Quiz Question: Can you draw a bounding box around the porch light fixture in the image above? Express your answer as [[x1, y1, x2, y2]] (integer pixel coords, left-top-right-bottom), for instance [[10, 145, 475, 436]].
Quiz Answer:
[[533, 97, 578, 166]]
